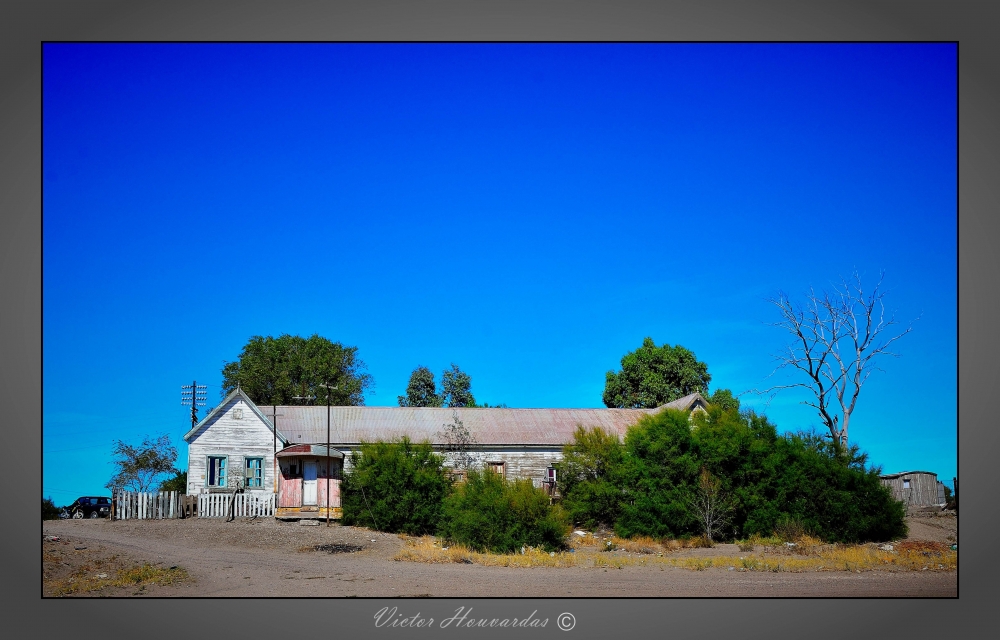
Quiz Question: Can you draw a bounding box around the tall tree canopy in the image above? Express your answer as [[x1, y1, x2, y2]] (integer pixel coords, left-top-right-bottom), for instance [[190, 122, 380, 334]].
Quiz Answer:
[[105, 434, 178, 493], [398, 366, 444, 407], [440, 363, 476, 408], [221, 334, 374, 406], [602, 337, 711, 408]]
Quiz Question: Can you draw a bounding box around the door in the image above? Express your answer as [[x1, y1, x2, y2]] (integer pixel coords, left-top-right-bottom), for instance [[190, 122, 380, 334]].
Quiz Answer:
[[303, 460, 317, 505]]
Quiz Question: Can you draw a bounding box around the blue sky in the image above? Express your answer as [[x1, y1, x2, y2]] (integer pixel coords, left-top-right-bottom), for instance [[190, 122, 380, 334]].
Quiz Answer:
[[43, 43, 956, 503]]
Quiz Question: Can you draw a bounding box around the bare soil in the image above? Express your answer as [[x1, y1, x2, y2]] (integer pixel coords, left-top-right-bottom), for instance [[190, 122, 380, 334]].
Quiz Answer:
[[42, 511, 957, 597]]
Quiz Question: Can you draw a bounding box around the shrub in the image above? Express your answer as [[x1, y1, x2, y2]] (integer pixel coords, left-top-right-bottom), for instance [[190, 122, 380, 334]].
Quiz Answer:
[[556, 426, 629, 529], [159, 470, 187, 493], [773, 516, 809, 542], [42, 496, 62, 520], [559, 405, 908, 544], [614, 409, 701, 539], [340, 437, 451, 535], [439, 469, 570, 553]]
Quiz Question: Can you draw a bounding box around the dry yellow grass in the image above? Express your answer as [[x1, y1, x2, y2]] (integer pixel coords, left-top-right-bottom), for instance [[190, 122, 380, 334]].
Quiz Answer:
[[664, 543, 957, 573], [392, 534, 955, 573], [393, 536, 578, 568], [608, 535, 663, 554], [47, 553, 189, 596]]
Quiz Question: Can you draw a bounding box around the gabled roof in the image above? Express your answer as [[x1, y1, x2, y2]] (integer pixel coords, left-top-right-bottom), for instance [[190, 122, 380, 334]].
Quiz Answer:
[[254, 392, 710, 447], [648, 391, 709, 414], [182, 386, 290, 445]]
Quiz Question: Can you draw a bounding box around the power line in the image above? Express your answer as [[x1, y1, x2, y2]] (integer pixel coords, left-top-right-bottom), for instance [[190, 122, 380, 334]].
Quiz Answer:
[[181, 380, 208, 429]]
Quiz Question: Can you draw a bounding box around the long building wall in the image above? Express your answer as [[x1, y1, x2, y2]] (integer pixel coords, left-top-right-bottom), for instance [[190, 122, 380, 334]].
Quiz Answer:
[[338, 446, 564, 487]]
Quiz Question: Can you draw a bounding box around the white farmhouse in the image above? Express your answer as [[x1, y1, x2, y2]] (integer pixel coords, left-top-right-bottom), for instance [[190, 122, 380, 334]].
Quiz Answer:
[[183, 386, 710, 520]]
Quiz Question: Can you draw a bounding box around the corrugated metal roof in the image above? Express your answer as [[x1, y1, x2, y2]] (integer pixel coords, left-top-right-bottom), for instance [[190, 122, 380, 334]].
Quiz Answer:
[[879, 470, 939, 479], [262, 392, 708, 446]]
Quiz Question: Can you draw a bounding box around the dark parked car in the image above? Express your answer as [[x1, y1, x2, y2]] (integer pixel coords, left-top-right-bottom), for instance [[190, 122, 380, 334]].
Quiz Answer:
[[62, 496, 111, 519]]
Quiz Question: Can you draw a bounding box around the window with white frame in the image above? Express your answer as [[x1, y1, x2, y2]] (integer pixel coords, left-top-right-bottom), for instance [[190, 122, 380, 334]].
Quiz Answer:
[[207, 455, 227, 488], [245, 457, 263, 488]]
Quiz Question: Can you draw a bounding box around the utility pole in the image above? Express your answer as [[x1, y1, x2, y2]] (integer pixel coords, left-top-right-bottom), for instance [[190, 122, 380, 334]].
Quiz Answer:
[[181, 381, 207, 429], [263, 405, 285, 494], [319, 382, 337, 527]]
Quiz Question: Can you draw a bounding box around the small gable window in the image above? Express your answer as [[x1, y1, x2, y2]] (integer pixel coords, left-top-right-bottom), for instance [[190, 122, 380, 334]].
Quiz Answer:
[[903, 478, 910, 489]]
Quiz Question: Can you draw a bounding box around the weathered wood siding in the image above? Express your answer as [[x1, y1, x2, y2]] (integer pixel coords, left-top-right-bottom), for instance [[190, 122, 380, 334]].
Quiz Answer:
[[279, 476, 302, 507], [317, 475, 341, 508], [880, 472, 943, 506], [338, 446, 563, 487], [277, 459, 342, 507], [187, 394, 279, 495]]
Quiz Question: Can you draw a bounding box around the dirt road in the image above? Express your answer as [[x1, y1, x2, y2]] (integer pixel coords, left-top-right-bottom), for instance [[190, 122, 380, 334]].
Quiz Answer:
[[42, 518, 956, 597]]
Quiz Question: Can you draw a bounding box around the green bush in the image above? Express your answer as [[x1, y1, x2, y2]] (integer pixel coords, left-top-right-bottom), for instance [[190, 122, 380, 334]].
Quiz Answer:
[[615, 409, 701, 539], [439, 469, 570, 553], [42, 496, 62, 520], [557, 405, 907, 543], [555, 426, 630, 529], [340, 437, 451, 535], [159, 470, 187, 492]]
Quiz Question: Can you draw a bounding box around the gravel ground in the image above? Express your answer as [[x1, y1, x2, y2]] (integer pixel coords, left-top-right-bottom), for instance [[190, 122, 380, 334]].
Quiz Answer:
[[42, 516, 957, 597]]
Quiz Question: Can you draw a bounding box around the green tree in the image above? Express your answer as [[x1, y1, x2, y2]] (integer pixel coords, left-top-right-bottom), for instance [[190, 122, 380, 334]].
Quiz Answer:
[[221, 334, 373, 406], [439, 469, 569, 553], [159, 470, 188, 493], [555, 426, 630, 529], [602, 337, 711, 408], [340, 437, 451, 535], [615, 409, 702, 538], [105, 434, 178, 493], [398, 366, 444, 407], [708, 388, 740, 412], [440, 363, 476, 408], [558, 403, 907, 543], [42, 496, 62, 520]]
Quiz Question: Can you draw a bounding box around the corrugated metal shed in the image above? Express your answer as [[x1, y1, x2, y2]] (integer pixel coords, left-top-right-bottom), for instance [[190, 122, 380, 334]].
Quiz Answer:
[[880, 470, 945, 506]]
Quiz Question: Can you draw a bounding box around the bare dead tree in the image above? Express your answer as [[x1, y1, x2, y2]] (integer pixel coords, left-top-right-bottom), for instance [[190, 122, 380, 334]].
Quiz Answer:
[[687, 468, 733, 543], [754, 270, 915, 450], [438, 409, 477, 471]]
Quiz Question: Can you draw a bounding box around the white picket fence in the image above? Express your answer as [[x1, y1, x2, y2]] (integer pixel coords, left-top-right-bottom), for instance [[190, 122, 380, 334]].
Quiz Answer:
[[197, 492, 276, 518], [115, 490, 187, 520], [114, 491, 275, 519]]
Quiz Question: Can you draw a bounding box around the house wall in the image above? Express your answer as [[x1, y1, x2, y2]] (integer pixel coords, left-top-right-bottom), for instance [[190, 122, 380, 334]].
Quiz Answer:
[[187, 395, 279, 495], [338, 446, 564, 487], [277, 458, 342, 508], [880, 472, 943, 506]]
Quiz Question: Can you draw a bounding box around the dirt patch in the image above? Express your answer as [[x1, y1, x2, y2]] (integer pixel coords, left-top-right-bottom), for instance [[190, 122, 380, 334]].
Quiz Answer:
[[42, 533, 191, 597], [41, 513, 956, 597], [902, 508, 957, 544]]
